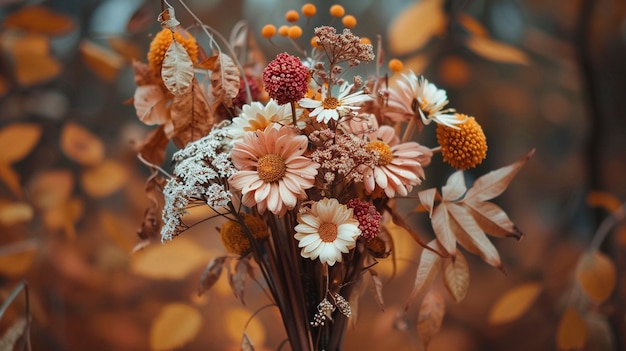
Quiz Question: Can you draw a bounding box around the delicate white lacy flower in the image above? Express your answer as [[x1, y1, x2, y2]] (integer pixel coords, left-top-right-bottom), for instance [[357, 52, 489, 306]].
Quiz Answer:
[[385, 71, 465, 128], [227, 99, 296, 143], [294, 198, 361, 266], [299, 83, 373, 123]]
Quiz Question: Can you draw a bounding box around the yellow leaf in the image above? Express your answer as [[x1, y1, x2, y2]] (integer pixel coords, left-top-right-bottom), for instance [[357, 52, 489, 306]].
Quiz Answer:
[[28, 169, 74, 210], [149, 303, 202, 351], [0, 240, 39, 277], [0, 201, 34, 226], [131, 237, 212, 279], [0, 123, 42, 164], [465, 36, 530, 65], [3, 32, 62, 87], [388, 0, 445, 55], [417, 289, 445, 349], [3, 5, 75, 36], [443, 250, 469, 303], [81, 159, 128, 198], [224, 307, 266, 346], [488, 282, 541, 325], [79, 40, 125, 81], [60, 122, 105, 166], [575, 251, 616, 304], [556, 308, 587, 350]]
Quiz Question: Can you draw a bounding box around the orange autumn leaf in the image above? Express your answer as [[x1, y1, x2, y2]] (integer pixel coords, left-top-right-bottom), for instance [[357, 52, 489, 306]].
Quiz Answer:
[[80, 159, 128, 198], [42, 197, 84, 238], [465, 36, 530, 65], [28, 169, 74, 210], [586, 191, 622, 214], [0, 239, 39, 277], [0, 164, 23, 198], [457, 13, 489, 38], [0, 123, 42, 164], [149, 303, 202, 351], [575, 250, 616, 304], [107, 37, 143, 62], [131, 237, 212, 280], [169, 79, 213, 148], [556, 308, 587, 350], [79, 40, 125, 81], [388, 0, 446, 55], [4, 32, 62, 87], [60, 122, 105, 166], [3, 5, 75, 36], [488, 282, 542, 325], [0, 200, 34, 226]]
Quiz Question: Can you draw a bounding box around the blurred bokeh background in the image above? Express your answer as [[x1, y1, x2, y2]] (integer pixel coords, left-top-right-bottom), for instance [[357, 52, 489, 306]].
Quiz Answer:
[[0, 0, 625, 350]]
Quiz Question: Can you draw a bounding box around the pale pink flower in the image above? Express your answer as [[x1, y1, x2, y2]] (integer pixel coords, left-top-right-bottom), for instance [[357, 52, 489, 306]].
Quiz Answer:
[[229, 126, 319, 216], [294, 198, 361, 266], [363, 125, 432, 198]]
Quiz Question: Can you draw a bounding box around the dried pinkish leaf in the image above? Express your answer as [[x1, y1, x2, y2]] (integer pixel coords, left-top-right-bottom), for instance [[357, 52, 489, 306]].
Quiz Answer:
[[417, 289, 445, 349], [416, 187, 439, 217], [161, 40, 193, 96], [133, 85, 169, 125], [368, 269, 384, 311], [441, 170, 466, 202], [198, 256, 229, 296], [488, 282, 541, 325], [443, 250, 469, 303], [211, 53, 240, 109], [136, 126, 170, 167], [406, 240, 441, 310], [464, 201, 523, 239], [228, 257, 250, 304], [241, 332, 255, 351], [431, 204, 456, 257], [157, 8, 180, 29]]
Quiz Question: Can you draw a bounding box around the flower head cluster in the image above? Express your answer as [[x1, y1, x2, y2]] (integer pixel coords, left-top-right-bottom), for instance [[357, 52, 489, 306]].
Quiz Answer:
[[346, 198, 382, 241], [220, 213, 269, 255], [436, 114, 488, 170], [263, 52, 309, 105], [147, 28, 198, 74], [314, 26, 374, 66]]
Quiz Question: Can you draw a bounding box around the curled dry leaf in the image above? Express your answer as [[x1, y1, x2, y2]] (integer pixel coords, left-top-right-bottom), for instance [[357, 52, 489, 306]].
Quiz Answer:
[[149, 303, 202, 351], [2, 5, 75, 35], [28, 169, 74, 210], [228, 257, 251, 304], [4, 32, 62, 87], [198, 256, 230, 296], [556, 308, 587, 350], [136, 126, 170, 166], [133, 85, 169, 125], [406, 240, 442, 310], [388, 0, 446, 55], [0, 123, 42, 164], [575, 250, 616, 304], [169, 79, 213, 148], [60, 122, 105, 166], [132, 60, 157, 86], [210, 53, 240, 109], [131, 237, 212, 280], [157, 7, 180, 29], [161, 40, 194, 96], [80, 159, 128, 198], [465, 35, 530, 65], [417, 289, 445, 349], [442, 250, 469, 303], [488, 282, 541, 325], [241, 332, 255, 351], [0, 200, 34, 226], [368, 269, 385, 311], [79, 40, 125, 81]]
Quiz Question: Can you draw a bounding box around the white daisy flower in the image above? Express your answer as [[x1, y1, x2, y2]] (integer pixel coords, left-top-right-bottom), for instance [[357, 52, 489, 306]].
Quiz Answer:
[[294, 198, 361, 266], [299, 83, 373, 124], [385, 71, 465, 128]]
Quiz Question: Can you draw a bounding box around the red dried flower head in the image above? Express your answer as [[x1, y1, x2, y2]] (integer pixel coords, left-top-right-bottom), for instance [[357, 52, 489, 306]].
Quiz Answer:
[[233, 74, 261, 110], [347, 198, 382, 241], [263, 52, 309, 105]]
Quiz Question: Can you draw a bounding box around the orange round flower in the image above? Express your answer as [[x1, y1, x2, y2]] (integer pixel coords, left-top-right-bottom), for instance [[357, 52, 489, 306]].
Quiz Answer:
[[436, 114, 488, 170], [220, 213, 269, 255], [147, 28, 198, 74]]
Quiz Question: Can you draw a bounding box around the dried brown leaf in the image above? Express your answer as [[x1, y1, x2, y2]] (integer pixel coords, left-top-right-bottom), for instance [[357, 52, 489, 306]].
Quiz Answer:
[[368, 269, 384, 311], [575, 251, 616, 304], [406, 240, 441, 310], [417, 289, 445, 349], [211, 53, 240, 109], [0, 164, 23, 198], [466, 36, 530, 65], [198, 256, 229, 296], [170, 79, 213, 148], [388, 0, 446, 55], [442, 250, 469, 303], [4, 32, 62, 87], [137, 126, 170, 167], [161, 40, 194, 96], [149, 303, 202, 351], [241, 332, 255, 351], [60, 122, 105, 166], [464, 149, 535, 202], [556, 308, 587, 350], [133, 85, 169, 125], [157, 8, 180, 29], [80, 159, 128, 198], [132, 60, 157, 86], [79, 39, 125, 81], [488, 282, 541, 325], [228, 257, 250, 304], [0, 123, 42, 164]]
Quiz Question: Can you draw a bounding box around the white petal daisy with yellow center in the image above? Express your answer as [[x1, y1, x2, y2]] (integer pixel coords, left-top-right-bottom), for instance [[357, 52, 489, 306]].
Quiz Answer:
[[299, 83, 372, 124]]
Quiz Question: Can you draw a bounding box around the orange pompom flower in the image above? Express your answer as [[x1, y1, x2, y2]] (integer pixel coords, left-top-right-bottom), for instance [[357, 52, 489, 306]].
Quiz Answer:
[[147, 28, 198, 74], [436, 114, 488, 170]]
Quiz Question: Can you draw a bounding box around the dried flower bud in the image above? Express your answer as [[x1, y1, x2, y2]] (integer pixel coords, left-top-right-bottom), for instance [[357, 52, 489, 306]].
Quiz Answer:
[[263, 52, 309, 105]]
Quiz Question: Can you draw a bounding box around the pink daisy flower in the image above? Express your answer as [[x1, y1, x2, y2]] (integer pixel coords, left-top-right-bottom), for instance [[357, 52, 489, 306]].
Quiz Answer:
[[363, 125, 433, 198], [229, 126, 319, 216]]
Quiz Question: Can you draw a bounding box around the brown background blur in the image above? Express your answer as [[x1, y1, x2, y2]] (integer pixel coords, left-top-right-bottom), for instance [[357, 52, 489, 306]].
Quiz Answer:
[[0, 0, 625, 350]]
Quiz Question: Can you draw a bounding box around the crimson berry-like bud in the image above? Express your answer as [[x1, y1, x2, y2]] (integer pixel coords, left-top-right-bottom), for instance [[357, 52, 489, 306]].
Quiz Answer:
[[262, 52, 309, 105]]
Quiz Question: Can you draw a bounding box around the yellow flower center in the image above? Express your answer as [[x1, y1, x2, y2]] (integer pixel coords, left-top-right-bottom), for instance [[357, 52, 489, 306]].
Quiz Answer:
[[319, 222, 338, 242], [367, 140, 393, 166], [322, 96, 340, 109], [257, 154, 287, 183], [411, 98, 430, 114]]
